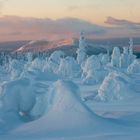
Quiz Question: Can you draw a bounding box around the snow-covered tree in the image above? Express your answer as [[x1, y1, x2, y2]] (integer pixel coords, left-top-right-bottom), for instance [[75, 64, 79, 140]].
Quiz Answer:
[[120, 47, 129, 69], [111, 47, 121, 68], [58, 56, 81, 78], [128, 38, 136, 65], [82, 55, 107, 84], [47, 50, 65, 73], [101, 54, 110, 66], [76, 32, 87, 65], [127, 59, 140, 74]]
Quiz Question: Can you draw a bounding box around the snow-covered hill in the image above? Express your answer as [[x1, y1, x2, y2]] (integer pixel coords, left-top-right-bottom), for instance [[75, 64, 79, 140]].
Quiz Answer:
[[0, 34, 140, 140], [16, 39, 75, 53]]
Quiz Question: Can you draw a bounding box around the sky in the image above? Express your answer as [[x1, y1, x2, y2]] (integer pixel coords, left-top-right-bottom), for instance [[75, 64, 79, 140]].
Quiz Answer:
[[0, 0, 140, 42]]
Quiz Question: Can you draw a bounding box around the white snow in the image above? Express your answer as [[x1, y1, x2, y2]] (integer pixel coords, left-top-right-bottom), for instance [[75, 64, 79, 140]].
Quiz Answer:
[[0, 35, 140, 140], [57, 56, 81, 78], [47, 50, 65, 73], [96, 72, 133, 101], [82, 55, 108, 84], [111, 47, 121, 68], [127, 59, 140, 74], [76, 32, 87, 65]]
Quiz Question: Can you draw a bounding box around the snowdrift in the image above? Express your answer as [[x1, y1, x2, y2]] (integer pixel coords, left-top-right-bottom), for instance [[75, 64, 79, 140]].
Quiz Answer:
[[5, 80, 123, 139], [0, 69, 61, 133]]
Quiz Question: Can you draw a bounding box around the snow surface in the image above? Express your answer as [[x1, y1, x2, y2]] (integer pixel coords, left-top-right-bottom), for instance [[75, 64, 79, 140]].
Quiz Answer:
[[0, 36, 140, 140]]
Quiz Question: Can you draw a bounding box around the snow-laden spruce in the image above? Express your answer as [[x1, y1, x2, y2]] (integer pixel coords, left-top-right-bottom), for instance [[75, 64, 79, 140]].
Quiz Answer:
[[96, 72, 133, 101]]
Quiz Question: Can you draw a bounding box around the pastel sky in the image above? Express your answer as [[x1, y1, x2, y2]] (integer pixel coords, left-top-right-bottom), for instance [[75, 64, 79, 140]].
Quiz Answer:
[[1, 0, 139, 24], [0, 0, 140, 41]]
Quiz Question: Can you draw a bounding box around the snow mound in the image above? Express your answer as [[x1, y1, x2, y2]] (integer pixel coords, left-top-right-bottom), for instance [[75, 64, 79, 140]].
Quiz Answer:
[[11, 80, 118, 138]]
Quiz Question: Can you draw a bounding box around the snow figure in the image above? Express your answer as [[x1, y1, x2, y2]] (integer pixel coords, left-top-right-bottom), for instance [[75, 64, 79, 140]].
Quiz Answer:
[[76, 32, 87, 65], [106, 45, 110, 56], [8, 59, 24, 80], [128, 38, 136, 65], [129, 38, 133, 55], [30, 57, 45, 71], [96, 72, 132, 101], [111, 47, 121, 68], [82, 55, 101, 77], [101, 54, 110, 66], [120, 47, 129, 69], [127, 59, 140, 74], [82, 55, 107, 84], [57, 56, 81, 78], [24, 52, 34, 71], [47, 50, 65, 73], [26, 52, 33, 62]]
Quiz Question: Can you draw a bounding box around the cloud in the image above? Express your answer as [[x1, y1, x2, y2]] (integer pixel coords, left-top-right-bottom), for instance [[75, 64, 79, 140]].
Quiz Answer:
[[0, 15, 140, 42], [104, 17, 140, 39], [0, 16, 106, 41], [105, 16, 140, 28]]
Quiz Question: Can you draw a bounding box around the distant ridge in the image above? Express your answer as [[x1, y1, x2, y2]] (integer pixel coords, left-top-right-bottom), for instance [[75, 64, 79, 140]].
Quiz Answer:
[[15, 38, 75, 53], [0, 38, 140, 55]]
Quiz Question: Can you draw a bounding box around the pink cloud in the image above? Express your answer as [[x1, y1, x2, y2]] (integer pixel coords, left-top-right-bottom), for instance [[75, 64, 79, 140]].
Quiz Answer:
[[105, 16, 140, 27], [0, 16, 140, 42], [0, 16, 106, 42]]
